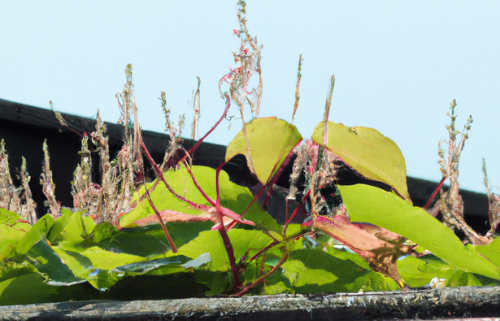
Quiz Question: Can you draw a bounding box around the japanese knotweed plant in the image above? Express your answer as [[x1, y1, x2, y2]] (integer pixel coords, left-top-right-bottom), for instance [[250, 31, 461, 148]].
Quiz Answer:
[[1, 1, 500, 305]]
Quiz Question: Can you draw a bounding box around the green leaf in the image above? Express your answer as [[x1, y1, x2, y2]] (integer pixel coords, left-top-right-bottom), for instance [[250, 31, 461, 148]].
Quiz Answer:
[[52, 247, 94, 280], [121, 166, 280, 234], [86, 268, 121, 291], [288, 249, 371, 293], [0, 261, 37, 283], [80, 246, 146, 270], [79, 246, 145, 271], [25, 239, 84, 285], [264, 247, 390, 294], [171, 230, 226, 272], [338, 184, 500, 280], [47, 208, 73, 243], [0, 208, 31, 242], [78, 247, 146, 290], [398, 255, 470, 288], [194, 270, 234, 296], [225, 117, 302, 183], [475, 236, 500, 267], [90, 222, 115, 244], [111, 255, 192, 276], [0, 240, 17, 261], [229, 229, 274, 263], [280, 259, 338, 292], [312, 122, 409, 200], [172, 229, 273, 272], [16, 214, 54, 255], [325, 246, 370, 270], [59, 210, 96, 244], [0, 273, 98, 306], [350, 271, 399, 292], [99, 223, 212, 257]]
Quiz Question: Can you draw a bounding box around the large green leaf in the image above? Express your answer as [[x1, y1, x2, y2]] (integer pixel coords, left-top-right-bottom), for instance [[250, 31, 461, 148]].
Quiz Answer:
[[338, 184, 500, 280], [52, 247, 94, 280], [121, 166, 280, 234], [0, 261, 37, 283], [99, 223, 212, 257], [312, 122, 409, 200], [59, 210, 96, 244], [47, 208, 74, 243], [25, 239, 84, 285], [225, 117, 302, 184], [0, 208, 31, 242], [0, 241, 17, 261], [397, 255, 487, 288], [16, 214, 54, 255], [195, 270, 234, 296], [79, 246, 145, 271], [111, 253, 210, 276], [264, 248, 397, 294], [76, 247, 146, 290], [0, 273, 98, 306], [168, 229, 274, 272], [475, 236, 500, 267]]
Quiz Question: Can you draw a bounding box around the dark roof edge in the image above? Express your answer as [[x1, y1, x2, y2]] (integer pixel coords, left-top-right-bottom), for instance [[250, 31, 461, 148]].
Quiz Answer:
[[0, 98, 488, 218]]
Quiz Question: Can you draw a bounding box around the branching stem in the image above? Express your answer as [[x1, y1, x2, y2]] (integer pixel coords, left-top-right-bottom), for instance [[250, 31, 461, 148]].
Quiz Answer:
[[215, 163, 241, 290], [141, 178, 177, 253]]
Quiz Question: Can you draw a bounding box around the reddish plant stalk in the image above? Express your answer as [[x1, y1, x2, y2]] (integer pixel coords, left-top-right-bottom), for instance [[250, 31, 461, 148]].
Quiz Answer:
[[423, 176, 447, 210], [182, 161, 216, 206], [141, 139, 253, 228], [248, 240, 280, 263], [259, 254, 266, 275], [141, 179, 177, 253], [233, 250, 289, 297], [226, 144, 302, 232], [215, 163, 242, 290], [141, 139, 208, 210], [143, 132, 254, 228], [180, 94, 231, 164], [262, 141, 302, 209], [283, 192, 309, 235]]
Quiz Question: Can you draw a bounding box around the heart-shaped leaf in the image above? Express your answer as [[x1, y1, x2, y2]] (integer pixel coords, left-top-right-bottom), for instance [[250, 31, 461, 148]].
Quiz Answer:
[[226, 117, 302, 183], [312, 122, 409, 200]]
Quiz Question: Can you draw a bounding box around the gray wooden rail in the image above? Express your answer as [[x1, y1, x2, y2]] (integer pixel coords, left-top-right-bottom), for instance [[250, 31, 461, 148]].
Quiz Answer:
[[0, 286, 499, 320]]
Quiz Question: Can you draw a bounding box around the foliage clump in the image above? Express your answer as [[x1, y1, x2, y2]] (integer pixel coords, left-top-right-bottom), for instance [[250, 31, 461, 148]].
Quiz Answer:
[[0, 2, 499, 306]]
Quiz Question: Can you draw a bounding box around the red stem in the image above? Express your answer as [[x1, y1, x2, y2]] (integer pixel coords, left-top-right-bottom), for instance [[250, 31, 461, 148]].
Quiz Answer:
[[423, 176, 447, 210], [261, 141, 301, 209], [141, 179, 177, 253], [225, 145, 300, 231], [182, 162, 216, 206], [141, 139, 252, 229], [232, 250, 289, 297], [284, 193, 309, 234], [179, 94, 231, 164], [215, 162, 242, 290], [141, 138, 210, 211], [248, 240, 280, 263]]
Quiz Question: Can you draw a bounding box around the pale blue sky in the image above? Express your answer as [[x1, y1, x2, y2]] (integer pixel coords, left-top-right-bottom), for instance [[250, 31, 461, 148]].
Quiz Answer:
[[1, 1, 499, 194]]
